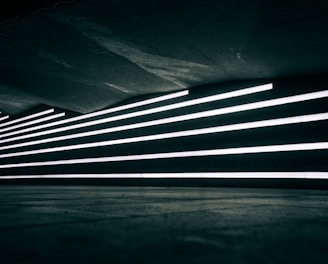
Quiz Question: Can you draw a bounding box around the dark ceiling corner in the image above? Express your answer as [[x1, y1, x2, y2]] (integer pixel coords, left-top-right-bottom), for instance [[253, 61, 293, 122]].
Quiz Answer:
[[0, 0, 80, 25], [0, 0, 327, 116]]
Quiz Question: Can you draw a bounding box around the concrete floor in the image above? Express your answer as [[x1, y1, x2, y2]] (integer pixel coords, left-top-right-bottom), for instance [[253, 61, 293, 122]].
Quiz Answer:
[[0, 186, 328, 264]]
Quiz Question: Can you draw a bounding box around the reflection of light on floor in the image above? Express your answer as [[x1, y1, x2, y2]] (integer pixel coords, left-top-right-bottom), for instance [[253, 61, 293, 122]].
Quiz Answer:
[[0, 141, 327, 168], [0, 172, 327, 180], [1, 112, 328, 157], [0, 109, 54, 129]]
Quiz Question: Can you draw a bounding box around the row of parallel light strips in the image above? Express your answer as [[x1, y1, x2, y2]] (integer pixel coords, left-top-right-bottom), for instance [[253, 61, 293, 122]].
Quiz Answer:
[[0, 83, 328, 180]]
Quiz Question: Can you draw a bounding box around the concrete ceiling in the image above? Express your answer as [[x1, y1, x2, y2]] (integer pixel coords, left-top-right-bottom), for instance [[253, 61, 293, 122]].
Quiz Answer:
[[0, 0, 327, 116]]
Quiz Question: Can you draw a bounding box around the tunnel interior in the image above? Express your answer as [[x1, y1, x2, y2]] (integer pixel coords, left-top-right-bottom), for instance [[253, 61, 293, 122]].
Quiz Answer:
[[1, 1, 328, 263]]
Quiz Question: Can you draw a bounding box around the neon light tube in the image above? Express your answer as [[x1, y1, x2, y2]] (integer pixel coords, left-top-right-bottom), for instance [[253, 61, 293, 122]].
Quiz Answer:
[[0, 113, 65, 134], [0, 172, 327, 179], [1, 112, 327, 156], [0, 116, 9, 122], [0, 109, 54, 129], [1, 87, 327, 147], [0, 141, 327, 168], [0, 90, 188, 138], [0, 84, 272, 140]]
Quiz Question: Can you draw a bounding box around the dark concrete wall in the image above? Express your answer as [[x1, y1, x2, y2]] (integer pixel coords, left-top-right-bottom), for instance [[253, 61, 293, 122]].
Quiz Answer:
[[0, 77, 327, 187]]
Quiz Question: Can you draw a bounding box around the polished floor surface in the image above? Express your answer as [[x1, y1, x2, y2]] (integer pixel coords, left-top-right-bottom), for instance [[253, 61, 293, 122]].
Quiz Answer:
[[1, 186, 328, 263]]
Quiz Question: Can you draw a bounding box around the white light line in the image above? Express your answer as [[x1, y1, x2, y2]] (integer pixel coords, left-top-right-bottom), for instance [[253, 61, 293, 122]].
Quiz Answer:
[[0, 113, 65, 133], [0, 90, 188, 139], [0, 109, 54, 129], [1, 112, 328, 157], [0, 86, 271, 151], [0, 116, 9, 122], [0, 172, 327, 179], [0, 84, 271, 140], [0, 87, 326, 147], [0, 142, 327, 168]]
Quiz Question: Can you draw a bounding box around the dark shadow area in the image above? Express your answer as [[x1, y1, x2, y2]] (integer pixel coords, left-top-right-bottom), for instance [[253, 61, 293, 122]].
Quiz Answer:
[[1, 178, 328, 189]]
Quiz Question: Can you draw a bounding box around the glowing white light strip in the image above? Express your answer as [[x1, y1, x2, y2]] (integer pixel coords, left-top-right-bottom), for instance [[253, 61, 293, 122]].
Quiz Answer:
[[1, 112, 327, 157], [0, 172, 327, 179], [80, 90, 189, 117], [0, 116, 9, 122], [0, 113, 65, 134], [0, 84, 272, 141], [0, 90, 188, 139], [0, 109, 54, 129], [0, 142, 327, 168]]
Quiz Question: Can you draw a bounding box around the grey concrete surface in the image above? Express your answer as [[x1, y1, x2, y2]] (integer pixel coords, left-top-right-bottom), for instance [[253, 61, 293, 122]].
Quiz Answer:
[[1, 0, 328, 115], [0, 186, 328, 263]]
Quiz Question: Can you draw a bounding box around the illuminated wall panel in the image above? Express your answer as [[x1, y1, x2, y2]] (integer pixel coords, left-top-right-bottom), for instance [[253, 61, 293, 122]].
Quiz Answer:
[[0, 82, 327, 181]]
